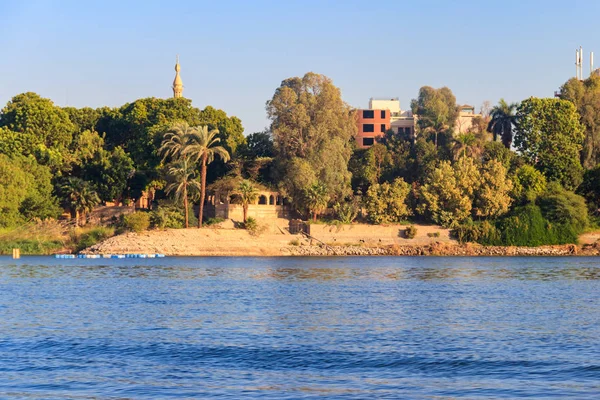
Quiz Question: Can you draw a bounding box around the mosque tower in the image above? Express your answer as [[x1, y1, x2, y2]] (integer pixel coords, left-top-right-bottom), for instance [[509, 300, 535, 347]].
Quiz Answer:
[[172, 56, 183, 98]]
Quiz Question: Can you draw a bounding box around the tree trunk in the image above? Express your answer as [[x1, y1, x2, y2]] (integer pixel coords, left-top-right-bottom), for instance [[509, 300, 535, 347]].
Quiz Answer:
[[199, 155, 207, 228], [243, 204, 248, 223], [313, 211, 317, 222], [184, 184, 189, 228]]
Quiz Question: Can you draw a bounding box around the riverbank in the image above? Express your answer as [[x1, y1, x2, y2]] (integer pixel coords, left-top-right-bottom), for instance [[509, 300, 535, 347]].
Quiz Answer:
[[80, 224, 600, 256]]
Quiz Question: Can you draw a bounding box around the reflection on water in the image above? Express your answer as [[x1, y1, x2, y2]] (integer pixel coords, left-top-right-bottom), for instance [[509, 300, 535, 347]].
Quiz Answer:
[[0, 256, 599, 399]]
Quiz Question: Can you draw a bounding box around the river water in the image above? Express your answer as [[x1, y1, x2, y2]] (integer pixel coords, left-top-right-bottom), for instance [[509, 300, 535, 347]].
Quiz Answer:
[[0, 256, 598, 399]]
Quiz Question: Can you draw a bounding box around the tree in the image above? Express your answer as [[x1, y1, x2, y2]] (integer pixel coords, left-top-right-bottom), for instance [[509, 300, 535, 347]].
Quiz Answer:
[[417, 160, 478, 227], [235, 180, 259, 223], [198, 106, 246, 156], [267, 72, 356, 210], [58, 177, 100, 226], [511, 165, 547, 204], [453, 133, 478, 159], [240, 131, 275, 159], [365, 178, 411, 224], [537, 182, 589, 234], [559, 75, 600, 168], [514, 97, 585, 190], [82, 146, 134, 203], [0, 92, 76, 171], [184, 125, 231, 227], [304, 182, 329, 221], [578, 164, 600, 213], [488, 99, 518, 148], [475, 160, 513, 218], [411, 86, 458, 148], [164, 159, 201, 228], [159, 122, 196, 162]]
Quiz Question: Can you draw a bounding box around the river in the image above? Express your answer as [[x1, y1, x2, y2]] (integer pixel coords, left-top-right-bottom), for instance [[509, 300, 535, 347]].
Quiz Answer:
[[0, 256, 598, 399]]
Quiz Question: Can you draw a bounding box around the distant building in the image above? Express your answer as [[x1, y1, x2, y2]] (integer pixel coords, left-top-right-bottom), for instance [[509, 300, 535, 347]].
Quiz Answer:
[[355, 98, 414, 148], [455, 104, 481, 134]]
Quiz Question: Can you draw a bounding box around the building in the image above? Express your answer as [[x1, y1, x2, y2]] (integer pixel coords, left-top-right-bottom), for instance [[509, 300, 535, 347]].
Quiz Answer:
[[173, 56, 183, 98], [355, 98, 414, 148], [455, 104, 481, 134]]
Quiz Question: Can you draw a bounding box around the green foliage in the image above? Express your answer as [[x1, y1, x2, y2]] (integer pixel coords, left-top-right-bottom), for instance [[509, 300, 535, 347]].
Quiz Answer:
[[475, 160, 513, 218], [71, 226, 115, 252], [122, 212, 151, 233], [411, 86, 458, 148], [418, 159, 476, 227], [267, 72, 355, 210], [578, 164, 600, 213], [482, 141, 514, 170], [204, 217, 225, 226], [0, 154, 60, 226], [333, 198, 361, 224], [365, 178, 411, 224], [427, 232, 441, 238], [244, 217, 265, 236], [537, 182, 589, 233], [303, 182, 329, 221], [235, 180, 260, 222], [515, 97, 585, 190], [487, 99, 518, 148], [0, 239, 63, 255], [82, 146, 134, 202], [150, 204, 186, 229], [559, 75, 600, 168], [511, 165, 547, 204], [404, 225, 417, 239], [289, 238, 301, 246], [58, 177, 100, 223]]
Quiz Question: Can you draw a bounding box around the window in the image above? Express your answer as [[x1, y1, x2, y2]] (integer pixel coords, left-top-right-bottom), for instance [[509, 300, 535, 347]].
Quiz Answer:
[[380, 124, 386, 132], [405, 127, 411, 135], [362, 137, 374, 146], [362, 110, 374, 119], [380, 110, 386, 118], [363, 124, 374, 132]]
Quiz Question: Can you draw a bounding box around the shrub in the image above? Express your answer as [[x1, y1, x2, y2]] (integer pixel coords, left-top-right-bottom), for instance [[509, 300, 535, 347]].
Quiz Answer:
[[453, 221, 481, 244], [333, 198, 360, 224], [427, 232, 440, 238], [204, 217, 225, 226], [365, 178, 411, 224], [404, 225, 417, 239], [537, 182, 588, 234], [244, 217, 266, 236], [72, 226, 114, 252], [122, 212, 150, 233], [289, 239, 301, 246], [150, 207, 185, 229]]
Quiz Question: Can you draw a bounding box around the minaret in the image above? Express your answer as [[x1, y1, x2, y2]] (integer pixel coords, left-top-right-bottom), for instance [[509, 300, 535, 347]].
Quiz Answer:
[[173, 55, 183, 98]]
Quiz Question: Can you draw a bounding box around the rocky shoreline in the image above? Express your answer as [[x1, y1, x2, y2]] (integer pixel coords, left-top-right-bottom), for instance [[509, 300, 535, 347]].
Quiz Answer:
[[282, 242, 600, 256]]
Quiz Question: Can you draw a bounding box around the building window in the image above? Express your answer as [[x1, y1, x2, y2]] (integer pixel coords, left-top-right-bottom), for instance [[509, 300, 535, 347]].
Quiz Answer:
[[362, 137, 374, 146], [363, 124, 374, 132], [362, 110, 374, 119], [380, 110, 386, 118], [398, 127, 403, 134], [406, 127, 411, 135], [380, 124, 386, 132]]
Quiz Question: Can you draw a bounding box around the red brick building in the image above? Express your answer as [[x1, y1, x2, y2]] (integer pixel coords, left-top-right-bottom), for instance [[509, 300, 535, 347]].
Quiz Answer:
[[356, 108, 390, 148]]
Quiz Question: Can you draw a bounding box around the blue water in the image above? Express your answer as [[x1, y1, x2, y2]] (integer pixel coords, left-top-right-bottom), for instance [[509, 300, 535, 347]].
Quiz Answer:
[[0, 257, 599, 399]]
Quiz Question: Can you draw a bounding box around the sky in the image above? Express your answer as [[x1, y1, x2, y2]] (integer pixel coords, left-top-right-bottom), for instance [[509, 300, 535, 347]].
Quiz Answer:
[[1, 0, 600, 134]]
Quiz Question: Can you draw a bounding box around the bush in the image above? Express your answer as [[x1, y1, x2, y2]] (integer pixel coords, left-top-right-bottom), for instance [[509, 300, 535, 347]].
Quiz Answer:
[[453, 221, 481, 244], [289, 239, 301, 246], [404, 225, 417, 239], [427, 232, 440, 238], [150, 207, 185, 229], [537, 182, 588, 233], [122, 212, 150, 233], [365, 178, 411, 224], [333, 198, 360, 224], [71, 226, 114, 252], [204, 217, 225, 226]]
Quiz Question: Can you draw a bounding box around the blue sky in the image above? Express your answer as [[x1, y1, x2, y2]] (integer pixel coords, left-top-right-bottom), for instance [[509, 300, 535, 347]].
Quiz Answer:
[[1, 0, 599, 134]]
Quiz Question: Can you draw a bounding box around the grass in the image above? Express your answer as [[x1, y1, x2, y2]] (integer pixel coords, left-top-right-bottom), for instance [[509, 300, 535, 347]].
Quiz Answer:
[[0, 220, 116, 255]]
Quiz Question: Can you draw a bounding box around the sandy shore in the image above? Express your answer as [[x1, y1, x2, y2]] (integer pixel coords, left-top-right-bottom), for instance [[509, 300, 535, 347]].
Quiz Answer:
[[81, 223, 600, 256]]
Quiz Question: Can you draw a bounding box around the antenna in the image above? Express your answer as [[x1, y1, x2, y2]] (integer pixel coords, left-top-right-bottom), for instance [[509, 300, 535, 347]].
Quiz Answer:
[[576, 48, 580, 79], [591, 52, 594, 77]]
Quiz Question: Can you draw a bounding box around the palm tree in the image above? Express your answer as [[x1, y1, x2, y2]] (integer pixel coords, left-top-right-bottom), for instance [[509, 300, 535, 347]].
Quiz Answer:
[[235, 180, 259, 223], [164, 159, 201, 228], [159, 122, 195, 161], [304, 182, 329, 222], [453, 133, 478, 159], [59, 177, 100, 226], [488, 99, 518, 148], [184, 125, 230, 227]]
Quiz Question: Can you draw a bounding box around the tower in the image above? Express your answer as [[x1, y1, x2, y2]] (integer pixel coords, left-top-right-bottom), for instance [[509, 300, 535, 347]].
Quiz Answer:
[[173, 55, 183, 98]]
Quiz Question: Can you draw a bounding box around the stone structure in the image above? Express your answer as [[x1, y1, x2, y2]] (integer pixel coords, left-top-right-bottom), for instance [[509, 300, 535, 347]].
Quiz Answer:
[[172, 56, 183, 98], [205, 190, 290, 221]]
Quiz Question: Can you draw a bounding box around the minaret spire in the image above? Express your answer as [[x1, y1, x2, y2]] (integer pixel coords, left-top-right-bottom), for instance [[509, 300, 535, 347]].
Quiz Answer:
[[173, 55, 183, 98]]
